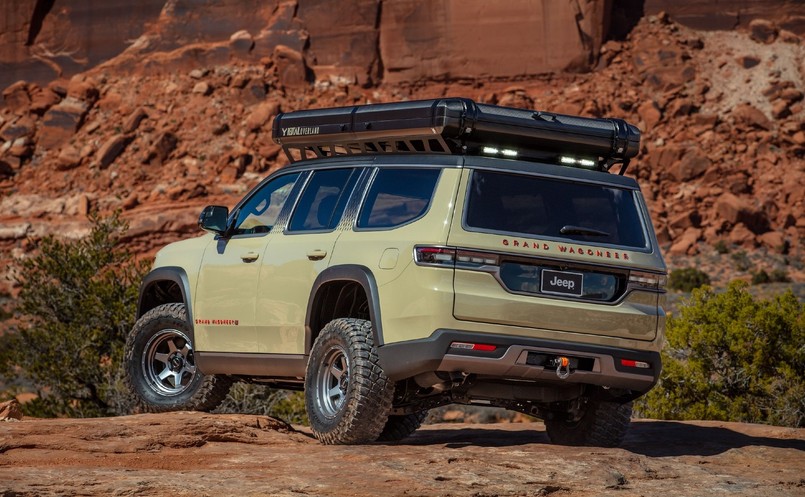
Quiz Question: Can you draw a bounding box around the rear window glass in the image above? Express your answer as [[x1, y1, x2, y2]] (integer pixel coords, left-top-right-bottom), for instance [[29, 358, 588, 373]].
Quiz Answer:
[[289, 168, 359, 232], [357, 168, 440, 229], [465, 170, 646, 248]]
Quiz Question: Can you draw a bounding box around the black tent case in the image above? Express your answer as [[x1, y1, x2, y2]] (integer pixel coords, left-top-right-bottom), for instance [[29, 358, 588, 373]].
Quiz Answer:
[[272, 98, 640, 172]]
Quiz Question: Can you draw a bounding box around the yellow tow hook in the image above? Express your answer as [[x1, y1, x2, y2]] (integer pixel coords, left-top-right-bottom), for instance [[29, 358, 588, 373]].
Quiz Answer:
[[556, 356, 571, 380]]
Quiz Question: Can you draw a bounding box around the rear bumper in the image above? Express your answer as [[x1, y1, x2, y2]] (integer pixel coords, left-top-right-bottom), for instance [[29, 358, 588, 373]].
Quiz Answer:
[[377, 329, 661, 395]]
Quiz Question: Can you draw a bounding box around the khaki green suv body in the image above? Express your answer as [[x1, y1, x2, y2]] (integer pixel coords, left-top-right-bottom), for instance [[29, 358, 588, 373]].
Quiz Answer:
[[126, 98, 667, 446]]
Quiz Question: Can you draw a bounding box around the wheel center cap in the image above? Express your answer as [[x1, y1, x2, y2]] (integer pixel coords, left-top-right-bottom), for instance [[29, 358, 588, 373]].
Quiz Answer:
[[169, 354, 184, 371], [339, 373, 349, 391]]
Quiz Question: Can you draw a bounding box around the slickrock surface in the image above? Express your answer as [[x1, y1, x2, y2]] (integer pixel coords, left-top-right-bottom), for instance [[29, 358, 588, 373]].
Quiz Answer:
[[0, 412, 803, 496]]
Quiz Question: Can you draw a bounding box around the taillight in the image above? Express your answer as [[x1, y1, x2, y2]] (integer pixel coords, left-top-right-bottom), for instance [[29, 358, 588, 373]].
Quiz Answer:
[[414, 247, 456, 267], [415, 246, 499, 269], [628, 270, 667, 292]]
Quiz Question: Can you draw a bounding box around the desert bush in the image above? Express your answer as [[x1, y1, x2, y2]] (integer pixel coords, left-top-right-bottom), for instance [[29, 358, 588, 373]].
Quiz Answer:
[[713, 240, 729, 254], [0, 212, 148, 417], [730, 250, 752, 271], [752, 269, 791, 285], [216, 383, 308, 425], [668, 267, 710, 292], [751, 270, 771, 285], [636, 281, 804, 428]]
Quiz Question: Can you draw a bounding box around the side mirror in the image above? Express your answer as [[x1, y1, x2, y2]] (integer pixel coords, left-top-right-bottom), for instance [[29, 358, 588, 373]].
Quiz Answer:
[[198, 205, 229, 235]]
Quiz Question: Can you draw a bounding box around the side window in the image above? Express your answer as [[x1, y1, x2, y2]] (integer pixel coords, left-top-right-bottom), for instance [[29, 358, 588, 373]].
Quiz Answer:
[[357, 168, 440, 229], [233, 173, 300, 235], [288, 168, 359, 232]]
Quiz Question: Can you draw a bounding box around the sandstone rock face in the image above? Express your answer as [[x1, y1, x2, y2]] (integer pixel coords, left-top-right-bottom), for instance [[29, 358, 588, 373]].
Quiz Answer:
[[645, 0, 805, 34], [379, 0, 608, 83], [0, 0, 166, 91]]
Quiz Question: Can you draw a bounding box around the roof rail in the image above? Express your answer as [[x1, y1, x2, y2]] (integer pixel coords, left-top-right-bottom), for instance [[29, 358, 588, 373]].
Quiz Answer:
[[271, 98, 640, 174]]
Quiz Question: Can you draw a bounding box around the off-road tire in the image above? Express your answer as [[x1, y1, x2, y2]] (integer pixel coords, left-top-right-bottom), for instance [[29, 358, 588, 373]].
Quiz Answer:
[[125, 303, 232, 413], [305, 318, 394, 444], [544, 399, 632, 447], [377, 411, 428, 442]]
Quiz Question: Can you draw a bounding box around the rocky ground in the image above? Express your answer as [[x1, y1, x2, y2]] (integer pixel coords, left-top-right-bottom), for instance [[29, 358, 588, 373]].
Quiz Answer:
[[1, 13, 804, 297], [0, 411, 803, 496]]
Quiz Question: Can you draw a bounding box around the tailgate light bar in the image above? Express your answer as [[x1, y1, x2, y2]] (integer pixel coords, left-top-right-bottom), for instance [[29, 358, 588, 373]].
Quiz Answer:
[[628, 270, 667, 292]]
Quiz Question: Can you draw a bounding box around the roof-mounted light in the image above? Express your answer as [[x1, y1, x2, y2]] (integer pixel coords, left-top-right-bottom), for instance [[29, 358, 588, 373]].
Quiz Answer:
[[482, 146, 518, 157], [560, 156, 597, 169]]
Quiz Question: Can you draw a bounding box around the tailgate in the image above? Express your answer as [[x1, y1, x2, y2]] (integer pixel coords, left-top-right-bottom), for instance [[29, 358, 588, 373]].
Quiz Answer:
[[447, 168, 664, 341]]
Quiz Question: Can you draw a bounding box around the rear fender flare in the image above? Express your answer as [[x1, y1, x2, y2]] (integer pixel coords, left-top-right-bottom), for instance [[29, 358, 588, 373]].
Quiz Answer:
[[305, 265, 383, 353]]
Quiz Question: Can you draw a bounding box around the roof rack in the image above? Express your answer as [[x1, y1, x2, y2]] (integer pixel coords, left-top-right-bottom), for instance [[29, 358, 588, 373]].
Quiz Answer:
[[271, 98, 640, 174]]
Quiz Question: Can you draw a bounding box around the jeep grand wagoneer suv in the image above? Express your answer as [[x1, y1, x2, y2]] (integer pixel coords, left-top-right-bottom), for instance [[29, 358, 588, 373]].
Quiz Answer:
[[125, 98, 667, 446]]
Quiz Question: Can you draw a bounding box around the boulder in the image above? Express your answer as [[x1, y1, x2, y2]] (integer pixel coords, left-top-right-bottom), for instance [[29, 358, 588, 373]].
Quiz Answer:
[[273, 45, 310, 88], [0, 116, 36, 141], [0, 399, 23, 421], [748, 19, 778, 44], [669, 227, 701, 255], [96, 134, 132, 169], [56, 145, 82, 170], [728, 223, 757, 247], [37, 99, 89, 150], [29, 88, 62, 115], [758, 230, 785, 251], [2, 81, 33, 114], [192, 82, 212, 96], [123, 107, 148, 133], [245, 101, 279, 131], [637, 100, 662, 130], [229, 30, 255, 56], [731, 103, 771, 130], [668, 148, 711, 182], [715, 192, 752, 225], [145, 132, 178, 166]]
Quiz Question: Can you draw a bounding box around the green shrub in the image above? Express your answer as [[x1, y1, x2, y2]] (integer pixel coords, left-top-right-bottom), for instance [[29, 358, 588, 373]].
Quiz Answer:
[[769, 268, 790, 283], [636, 281, 804, 427], [0, 212, 149, 417], [714, 240, 729, 254], [668, 267, 711, 292], [751, 270, 771, 285], [752, 268, 791, 285], [730, 250, 752, 271], [215, 383, 308, 425]]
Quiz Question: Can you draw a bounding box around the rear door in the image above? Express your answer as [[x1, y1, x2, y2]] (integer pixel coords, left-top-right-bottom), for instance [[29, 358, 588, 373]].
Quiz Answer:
[[254, 167, 362, 354], [447, 167, 662, 341]]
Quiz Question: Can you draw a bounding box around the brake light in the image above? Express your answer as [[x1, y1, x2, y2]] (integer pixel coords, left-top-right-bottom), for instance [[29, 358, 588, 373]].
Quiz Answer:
[[628, 270, 667, 292], [621, 358, 650, 369], [450, 342, 497, 352]]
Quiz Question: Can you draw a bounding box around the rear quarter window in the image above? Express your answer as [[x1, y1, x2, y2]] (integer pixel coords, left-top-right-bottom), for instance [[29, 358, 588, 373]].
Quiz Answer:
[[465, 170, 647, 249], [357, 168, 441, 229]]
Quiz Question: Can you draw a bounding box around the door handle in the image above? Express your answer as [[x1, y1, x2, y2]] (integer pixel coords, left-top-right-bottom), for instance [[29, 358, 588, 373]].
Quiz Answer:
[[241, 251, 259, 262], [307, 249, 327, 261]]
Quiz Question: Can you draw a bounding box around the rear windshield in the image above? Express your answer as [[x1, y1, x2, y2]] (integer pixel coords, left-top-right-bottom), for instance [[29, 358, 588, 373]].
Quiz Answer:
[[465, 170, 647, 249]]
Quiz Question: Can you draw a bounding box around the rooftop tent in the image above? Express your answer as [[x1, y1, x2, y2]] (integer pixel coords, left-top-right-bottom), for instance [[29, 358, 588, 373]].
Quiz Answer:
[[272, 98, 640, 174]]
